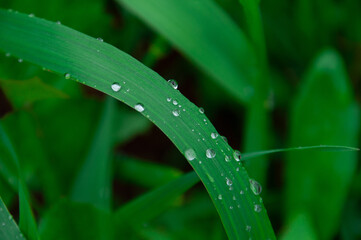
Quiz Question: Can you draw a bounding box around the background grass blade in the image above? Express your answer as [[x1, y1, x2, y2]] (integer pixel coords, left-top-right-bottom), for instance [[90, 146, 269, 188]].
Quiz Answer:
[[116, 0, 257, 104], [0, 122, 39, 240], [0, 197, 25, 240], [0, 10, 275, 239], [115, 171, 199, 237], [71, 97, 115, 210], [285, 49, 360, 240]]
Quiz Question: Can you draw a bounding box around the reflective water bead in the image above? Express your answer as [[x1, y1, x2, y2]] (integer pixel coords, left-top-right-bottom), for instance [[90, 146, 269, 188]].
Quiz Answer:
[[111, 82, 121, 92], [254, 204, 262, 213], [211, 132, 219, 139], [18, 59, 23, 63], [225, 156, 231, 162], [166, 97, 171, 102], [29, 13, 34, 17], [226, 178, 233, 186], [233, 150, 242, 162], [206, 149, 216, 159], [199, 107, 204, 114], [185, 149, 196, 161], [172, 109, 180, 117], [97, 37, 104, 42], [64, 73, 71, 79], [168, 79, 178, 89], [134, 103, 145, 112], [56, 21, 61, 24], [172, 100, 178, 105], [222, 136, 228, 143], [218, 194, 222, 200], [249, 178, 262, 195], [245, 225, 252, 232]]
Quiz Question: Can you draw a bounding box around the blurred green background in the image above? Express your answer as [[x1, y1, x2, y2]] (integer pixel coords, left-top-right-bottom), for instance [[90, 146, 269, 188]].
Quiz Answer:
[[0, 0, 360, 239]]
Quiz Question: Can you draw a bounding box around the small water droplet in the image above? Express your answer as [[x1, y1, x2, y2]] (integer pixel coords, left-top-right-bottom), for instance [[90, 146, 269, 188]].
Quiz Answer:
[[254, 204, 262, 212], [166, 97, 171, 102], [199, 107, 204, 114], [211, 132, 219, 139], [206, 149, 216, 159], [240, 190, 244, 195], [64, 73, 71, 79], [97, 37, 104, 42], [222, 136, 228, 143], [226, 178, 233, 186], [111, 82, 121, 92], [229, 206, 233, 210], [246, 225, 252, 232], [168, 79, 178, 89], [185, 149, 196, 161], [134, 103, 145, 112], [56, 20, 61, 24], [172, 109, 180, 117], [249, 179, 262, 195], [5, 53, 10, 57], [1, 222, 5, 226], [225, 156, 231, 162], [8, 215, 12, 220], [233, 150, 242, 162], [218, 194, 222, 200], [18, 59, 23, 63], [232, 195, 236, 200], [29, 13, 34, 17], [172, 100, 178, 105]]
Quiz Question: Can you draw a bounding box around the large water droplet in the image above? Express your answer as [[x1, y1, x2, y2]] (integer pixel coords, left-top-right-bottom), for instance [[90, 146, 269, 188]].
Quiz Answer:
[[249, 178, 262, 195], [254, 204, 262, 213], [185, 149, 196, 161], [168, 79, 178, 89], [199, 107, 204, 114], [226, 178, 233, 186], [172, 109, 180, 117], [135, 103, 145, 112], [64, 73, 71, 79], [211, 132, 219, 139], [233, 150, 242, 162], [206, 149, 216, 158], [111, 82, 121, 92]]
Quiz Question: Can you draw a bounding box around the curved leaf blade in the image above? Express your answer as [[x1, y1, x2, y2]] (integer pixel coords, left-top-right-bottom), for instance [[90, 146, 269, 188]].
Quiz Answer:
[[0, 10, 275, 239]]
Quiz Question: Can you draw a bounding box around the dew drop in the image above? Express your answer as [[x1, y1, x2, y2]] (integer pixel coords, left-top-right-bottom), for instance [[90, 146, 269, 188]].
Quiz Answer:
[[222, 136, 228, 143], [111, 82, 121, 92], [168, 79, 178, 89], [199, 107, 204, 114], [134, 103, 145, 112], [97, 37, 104, 42], [172, 109, 180, 117], [5, 53, 10, 57], [254, 204, 262, 213], [185, 149, 196, 161], [229, 206, 233, 210], [218, 194, 222, 200], [18, 59, 23, 63], [166, 97, 172, 102], [240, 190, 244, 195], [245, 225, 252, 232], [226, 178, 233, 186], [29, 13, 34, 17], [56, 20, 61, 24], [206, 149, 216, 159], [225, 156, 231, 162], [172, 100, 178, 105], [249, 178, 262, 195], [211, 132, 219, 139], [64, 73, 71, 79], [233, 150, 242, 162]]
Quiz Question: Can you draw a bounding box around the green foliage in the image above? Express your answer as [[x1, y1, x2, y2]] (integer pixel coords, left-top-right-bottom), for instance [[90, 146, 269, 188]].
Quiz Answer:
[[0, 0, 360, 239]]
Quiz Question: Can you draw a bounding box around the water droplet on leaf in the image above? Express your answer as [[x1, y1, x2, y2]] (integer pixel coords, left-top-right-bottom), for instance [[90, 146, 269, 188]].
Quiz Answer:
[[249, 178, 262, 195], [211, 132, 219, 139], [64, 73, 71, 79], [206, 149, 216, 158], [185, 149, 196, 161], [233, 150, 242, 162], [135, 103, 145, 112], [111, 82, 121, 92], [168, 79, 178, 89], [172, 109, 180, 117]]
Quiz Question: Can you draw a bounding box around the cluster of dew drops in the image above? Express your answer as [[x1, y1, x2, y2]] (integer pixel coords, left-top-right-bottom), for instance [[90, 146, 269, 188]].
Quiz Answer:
[[0, 207, 24, 239]]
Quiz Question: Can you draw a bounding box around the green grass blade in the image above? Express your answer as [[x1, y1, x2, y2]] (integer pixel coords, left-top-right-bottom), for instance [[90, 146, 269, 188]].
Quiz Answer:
[[0, 122, 39, 240], [280, 213, 317, 240], [71, 97, 115, 210], [286, 49, 360, 239], [242, 145, 359, 160], [114, 171, 199, 236], [115, 155, 182, 188], [0, 197, 25, 240], [116, 0, 257, 104], [0, 10, 275, 239]]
